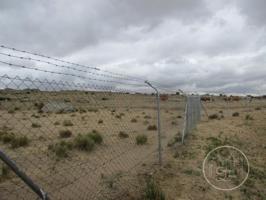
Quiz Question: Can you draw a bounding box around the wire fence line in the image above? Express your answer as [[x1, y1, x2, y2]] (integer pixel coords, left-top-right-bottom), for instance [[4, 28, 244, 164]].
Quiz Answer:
[[182, 95, 201, 144], [0, 45, 202, 199]]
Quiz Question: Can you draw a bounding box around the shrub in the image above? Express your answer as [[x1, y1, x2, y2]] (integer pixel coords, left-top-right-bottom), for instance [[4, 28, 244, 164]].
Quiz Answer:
[[219, 110, 223, 114], [48, 141, 73, 158], [11, 136, 29, 148], [209, 114, 219, 119], [171, 121, 177, 125], [79, 108, 87, 113], [136, 134, 148, 145], [115, 114, 122, 119], [1, 133, 15, 144], [144, 178, 165, 200], [0, 164, 10, 179], [54, 121, 60, 126], [144, 115, 152, 119], [147, 125, 157, 131], [63, 120, 73, 126], [7, 109, 15, 114], [177, 115, 182, 119], [14, 107, 20, 111], [131, 118, 137, 123], [59, 130, 72, 138], [88, 131, 103, 144], [34, 102, 44, 111], [98, 119, 103, 124], [255, 107, 261, 110], [118, 131, 129, 138], [32, 123, 41, 128], [143, 120, 149, 125], [102, 97, 108, 101], [31, 114, 40, 118], [87, 108, 98, 112], [245, 114, 254, 120], [74, 134, 95, 151], [232, 112, 239, 117]]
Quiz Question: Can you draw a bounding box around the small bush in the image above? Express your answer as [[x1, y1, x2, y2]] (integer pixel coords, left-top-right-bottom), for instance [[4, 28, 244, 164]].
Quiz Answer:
[[59, 130, 72, 138], [7, 109, 15, 114], [88, 131, 103, 144], [98, 119, 103, 124], [63, 120, 73, 126], [115, 114, 122, 119], [219, 110, 223, 114], [131, 118, 137, 123], [171, 121, 177, 125], [136, 134, 148, 145], [0, 164, 10, 180], [232, 112, 239, 117], [48, 141, 73, 158], [31, 114, 40, 118], [74, 134, 95, 151], [143, 120, 149, 125], [144, 178, 165, 200], [54, 121, 60, 126], [144, 115, 152, 119], [245, 114, 254, 120], [32, 123, 41, 128], [177, 115, 182, 119], [14, 107, 20, 111], [79, 108, 87, 113], [1, 133, 15, 144], [255, 107, 261, 110], [34, 102, 44, 111], [209, 114, 219, 119], [118, 131, 129, 138], [147, 125, 157, 131], [102, 97, 108, 101], [11, 136, 29, 148], [87, 108, 98, 112]]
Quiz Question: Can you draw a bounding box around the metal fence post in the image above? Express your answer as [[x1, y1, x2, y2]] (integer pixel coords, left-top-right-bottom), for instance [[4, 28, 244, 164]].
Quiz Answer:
[[145, 81, 162, 166], [182, 95, 188, 144], [0, 149, 49, 200]]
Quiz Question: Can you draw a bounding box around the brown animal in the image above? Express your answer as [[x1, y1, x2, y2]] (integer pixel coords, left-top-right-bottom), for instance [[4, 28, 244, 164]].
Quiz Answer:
[[224, 96, 241, 101], [231, 96, 241, 101], [201, 96, 210, 101], [160, 94, 168, 101]]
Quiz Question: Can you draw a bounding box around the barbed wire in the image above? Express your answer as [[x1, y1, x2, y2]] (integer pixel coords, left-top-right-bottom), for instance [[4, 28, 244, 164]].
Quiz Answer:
[[0, 52, 145, 83], [0, 60, 148, 87], [0, 45, 145, 82]]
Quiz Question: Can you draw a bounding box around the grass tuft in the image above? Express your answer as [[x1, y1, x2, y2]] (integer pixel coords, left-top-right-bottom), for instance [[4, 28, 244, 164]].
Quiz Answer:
[[232, 112, 239, 117], [118, 131, 129, 138], [59, 130, 72, 138], [147, 125, 157, 131], [63, 120, 74, 126], [144, 178, 165, 200], [136, 134, 148, 145], [32, 123, 41, 128]]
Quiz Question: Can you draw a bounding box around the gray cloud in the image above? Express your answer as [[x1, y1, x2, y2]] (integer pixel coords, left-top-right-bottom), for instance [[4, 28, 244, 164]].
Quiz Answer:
[[0, 0, 266, 94]]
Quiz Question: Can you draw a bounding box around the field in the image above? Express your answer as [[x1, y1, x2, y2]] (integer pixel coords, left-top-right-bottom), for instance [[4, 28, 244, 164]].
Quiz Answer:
[[0, 88, 265, 200]]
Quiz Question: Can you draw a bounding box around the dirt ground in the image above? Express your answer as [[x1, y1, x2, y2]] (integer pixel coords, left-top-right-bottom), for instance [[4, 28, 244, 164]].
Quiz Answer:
[[0, 90, 184, 200], [0, 90, 265, 200], [142, 99, 266, 200]]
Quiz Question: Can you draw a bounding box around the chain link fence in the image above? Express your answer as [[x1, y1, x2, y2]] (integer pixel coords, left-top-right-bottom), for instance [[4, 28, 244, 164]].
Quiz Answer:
[[0, 76, 189, 200], [182, 95, 201, 144], [0, 45, 200, 199]]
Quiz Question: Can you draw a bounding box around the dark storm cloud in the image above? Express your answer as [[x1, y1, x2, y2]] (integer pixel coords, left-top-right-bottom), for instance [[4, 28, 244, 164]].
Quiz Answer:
[[0, 0, 266, 94]]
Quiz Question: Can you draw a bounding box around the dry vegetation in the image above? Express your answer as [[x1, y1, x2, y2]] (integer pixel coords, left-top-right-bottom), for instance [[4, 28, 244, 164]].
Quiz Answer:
[[0, 90, 265, 200]]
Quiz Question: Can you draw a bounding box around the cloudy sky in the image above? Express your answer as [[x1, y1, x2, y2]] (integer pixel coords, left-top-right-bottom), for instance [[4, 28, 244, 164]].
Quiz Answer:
[[0, 0, 266, 94]]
